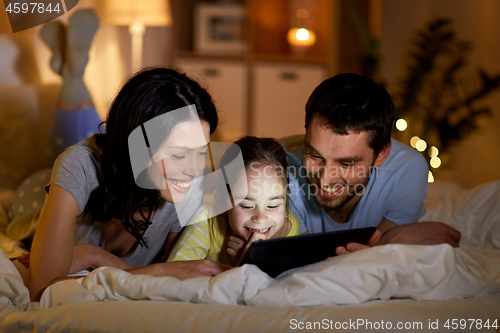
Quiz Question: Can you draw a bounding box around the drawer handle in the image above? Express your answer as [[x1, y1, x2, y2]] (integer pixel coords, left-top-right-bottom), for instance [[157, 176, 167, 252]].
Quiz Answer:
[[202, 68, 220, 77], [280, 72, 298, 81]]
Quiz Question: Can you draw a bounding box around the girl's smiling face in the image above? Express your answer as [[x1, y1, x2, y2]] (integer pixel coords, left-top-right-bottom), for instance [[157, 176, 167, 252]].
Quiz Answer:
[[227, 164, 287, 241]]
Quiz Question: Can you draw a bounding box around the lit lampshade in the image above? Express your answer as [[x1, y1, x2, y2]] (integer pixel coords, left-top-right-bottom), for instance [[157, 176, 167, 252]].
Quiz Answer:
[[95, 0, 172, 73], [96, 0, 172, 27]]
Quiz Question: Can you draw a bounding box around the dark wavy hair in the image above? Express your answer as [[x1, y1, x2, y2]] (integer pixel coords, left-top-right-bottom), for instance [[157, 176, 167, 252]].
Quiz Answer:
[[86, 67, 218, 247], [305, 73, 395, 155]]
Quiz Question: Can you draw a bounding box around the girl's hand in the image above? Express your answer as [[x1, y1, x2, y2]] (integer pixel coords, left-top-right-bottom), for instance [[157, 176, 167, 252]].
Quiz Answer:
[[246, 231, 266, 245], [226, 231, 265, 262], [226, 229, 268, 260], [235, 232, 266, 266], [226, 235, 246, 259]]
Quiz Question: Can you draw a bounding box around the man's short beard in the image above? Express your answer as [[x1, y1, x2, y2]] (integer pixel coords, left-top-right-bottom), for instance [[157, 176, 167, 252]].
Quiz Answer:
[[315, 184, 355, 210], [308, 154, 377, 211], [310, 179, 369, 211]]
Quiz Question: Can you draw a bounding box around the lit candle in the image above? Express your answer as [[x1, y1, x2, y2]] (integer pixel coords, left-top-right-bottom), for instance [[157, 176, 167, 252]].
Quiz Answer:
[[287, 28, 316, 47]]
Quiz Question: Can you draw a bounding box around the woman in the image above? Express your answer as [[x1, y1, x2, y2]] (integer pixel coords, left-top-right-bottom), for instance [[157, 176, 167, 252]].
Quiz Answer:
[[29, 68, 228, 301]]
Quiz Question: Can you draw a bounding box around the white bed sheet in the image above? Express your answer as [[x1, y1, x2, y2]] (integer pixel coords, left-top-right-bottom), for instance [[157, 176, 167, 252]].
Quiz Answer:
[[1, 296, 500, 333], [1, 181, 500, 332]]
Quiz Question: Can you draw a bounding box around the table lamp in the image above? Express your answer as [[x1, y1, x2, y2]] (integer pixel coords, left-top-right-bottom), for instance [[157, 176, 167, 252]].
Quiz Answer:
[[95, 0, 172, 73]]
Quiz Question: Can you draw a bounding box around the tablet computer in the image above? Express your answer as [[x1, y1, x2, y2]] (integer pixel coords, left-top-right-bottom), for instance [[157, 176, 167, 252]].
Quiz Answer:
[[238, 227, 377, 278]]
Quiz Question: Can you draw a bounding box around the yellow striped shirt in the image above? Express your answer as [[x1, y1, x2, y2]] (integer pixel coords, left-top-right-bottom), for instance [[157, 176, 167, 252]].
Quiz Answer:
[[168, 204, 300, 266]]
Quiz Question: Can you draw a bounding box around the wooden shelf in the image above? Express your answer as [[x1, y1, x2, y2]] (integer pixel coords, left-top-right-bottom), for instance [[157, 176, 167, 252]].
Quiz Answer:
[[174, 50, 247, 62], [171, 0, 337, 70], [250, 0, 333, 64], [170, 0, 374, 140], [250, 53, 328, 65]]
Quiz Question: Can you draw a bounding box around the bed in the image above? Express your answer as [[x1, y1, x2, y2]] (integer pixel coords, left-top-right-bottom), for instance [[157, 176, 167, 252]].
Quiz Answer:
[[1, 179, 499, 332], [1, 83, 499, 332]]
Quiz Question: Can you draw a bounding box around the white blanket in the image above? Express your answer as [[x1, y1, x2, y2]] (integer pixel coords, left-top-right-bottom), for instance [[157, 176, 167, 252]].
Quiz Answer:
[[1, 181, 500, 310]]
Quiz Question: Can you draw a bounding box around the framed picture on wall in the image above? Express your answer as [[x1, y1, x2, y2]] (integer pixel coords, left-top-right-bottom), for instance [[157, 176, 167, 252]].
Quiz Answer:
[[194, 4, 247, 55]]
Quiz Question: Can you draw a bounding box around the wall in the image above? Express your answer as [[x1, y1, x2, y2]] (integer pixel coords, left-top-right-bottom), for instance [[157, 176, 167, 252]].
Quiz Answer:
[[1, 0, 499, 189], [380, 0, 500, 188], [0, 0, 172, 187], [1, 0, 173, 117]]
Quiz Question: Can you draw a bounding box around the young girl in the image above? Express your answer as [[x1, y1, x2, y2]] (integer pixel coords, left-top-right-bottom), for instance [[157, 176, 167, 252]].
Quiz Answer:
[[168, 136, 300, 266], [28, 68, 228, 301]]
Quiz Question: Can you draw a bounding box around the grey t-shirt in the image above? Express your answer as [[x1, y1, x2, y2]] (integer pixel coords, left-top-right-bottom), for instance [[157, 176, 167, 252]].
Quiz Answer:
[[50, 135, 183, 267]]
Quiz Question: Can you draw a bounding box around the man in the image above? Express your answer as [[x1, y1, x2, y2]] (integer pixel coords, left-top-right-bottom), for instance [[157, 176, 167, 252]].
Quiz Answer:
[[285, 73, 461, 252]]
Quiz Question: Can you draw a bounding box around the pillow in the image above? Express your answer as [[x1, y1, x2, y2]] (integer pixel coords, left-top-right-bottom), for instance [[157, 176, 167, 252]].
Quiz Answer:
[[0, 84, 57, 189], [7, 168, 51, 242], [0, 85, 37, 190]]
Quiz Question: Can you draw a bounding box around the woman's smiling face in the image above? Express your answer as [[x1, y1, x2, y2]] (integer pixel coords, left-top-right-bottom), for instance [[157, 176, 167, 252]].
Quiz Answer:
[[149, 120, 211, 204], [227, 164, 287, 241]]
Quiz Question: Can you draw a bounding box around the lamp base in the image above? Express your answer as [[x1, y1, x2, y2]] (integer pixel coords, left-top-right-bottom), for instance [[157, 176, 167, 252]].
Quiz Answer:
[[129, 22, 146, 73]]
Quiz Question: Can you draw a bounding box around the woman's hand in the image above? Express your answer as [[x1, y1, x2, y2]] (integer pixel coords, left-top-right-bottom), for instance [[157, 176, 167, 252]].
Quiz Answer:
[[10, 244, 134, 273], [68, 244, 133, 273], [10, 253, 31, 268], [29, 184, 81, 301], [68, 244, 99, 273], [127, 259, 231, 280]]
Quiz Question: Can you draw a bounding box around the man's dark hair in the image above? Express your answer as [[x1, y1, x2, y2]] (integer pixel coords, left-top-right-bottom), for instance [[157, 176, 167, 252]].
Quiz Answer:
[[305, 73, 395, 155]]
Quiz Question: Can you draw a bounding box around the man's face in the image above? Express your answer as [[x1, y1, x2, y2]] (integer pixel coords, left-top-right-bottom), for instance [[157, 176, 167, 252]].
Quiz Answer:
[[303, 116, 382, 211]]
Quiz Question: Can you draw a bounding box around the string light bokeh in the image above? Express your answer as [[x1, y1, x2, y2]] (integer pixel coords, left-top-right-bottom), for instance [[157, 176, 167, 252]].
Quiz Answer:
[[396, 118, 440, 183]]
